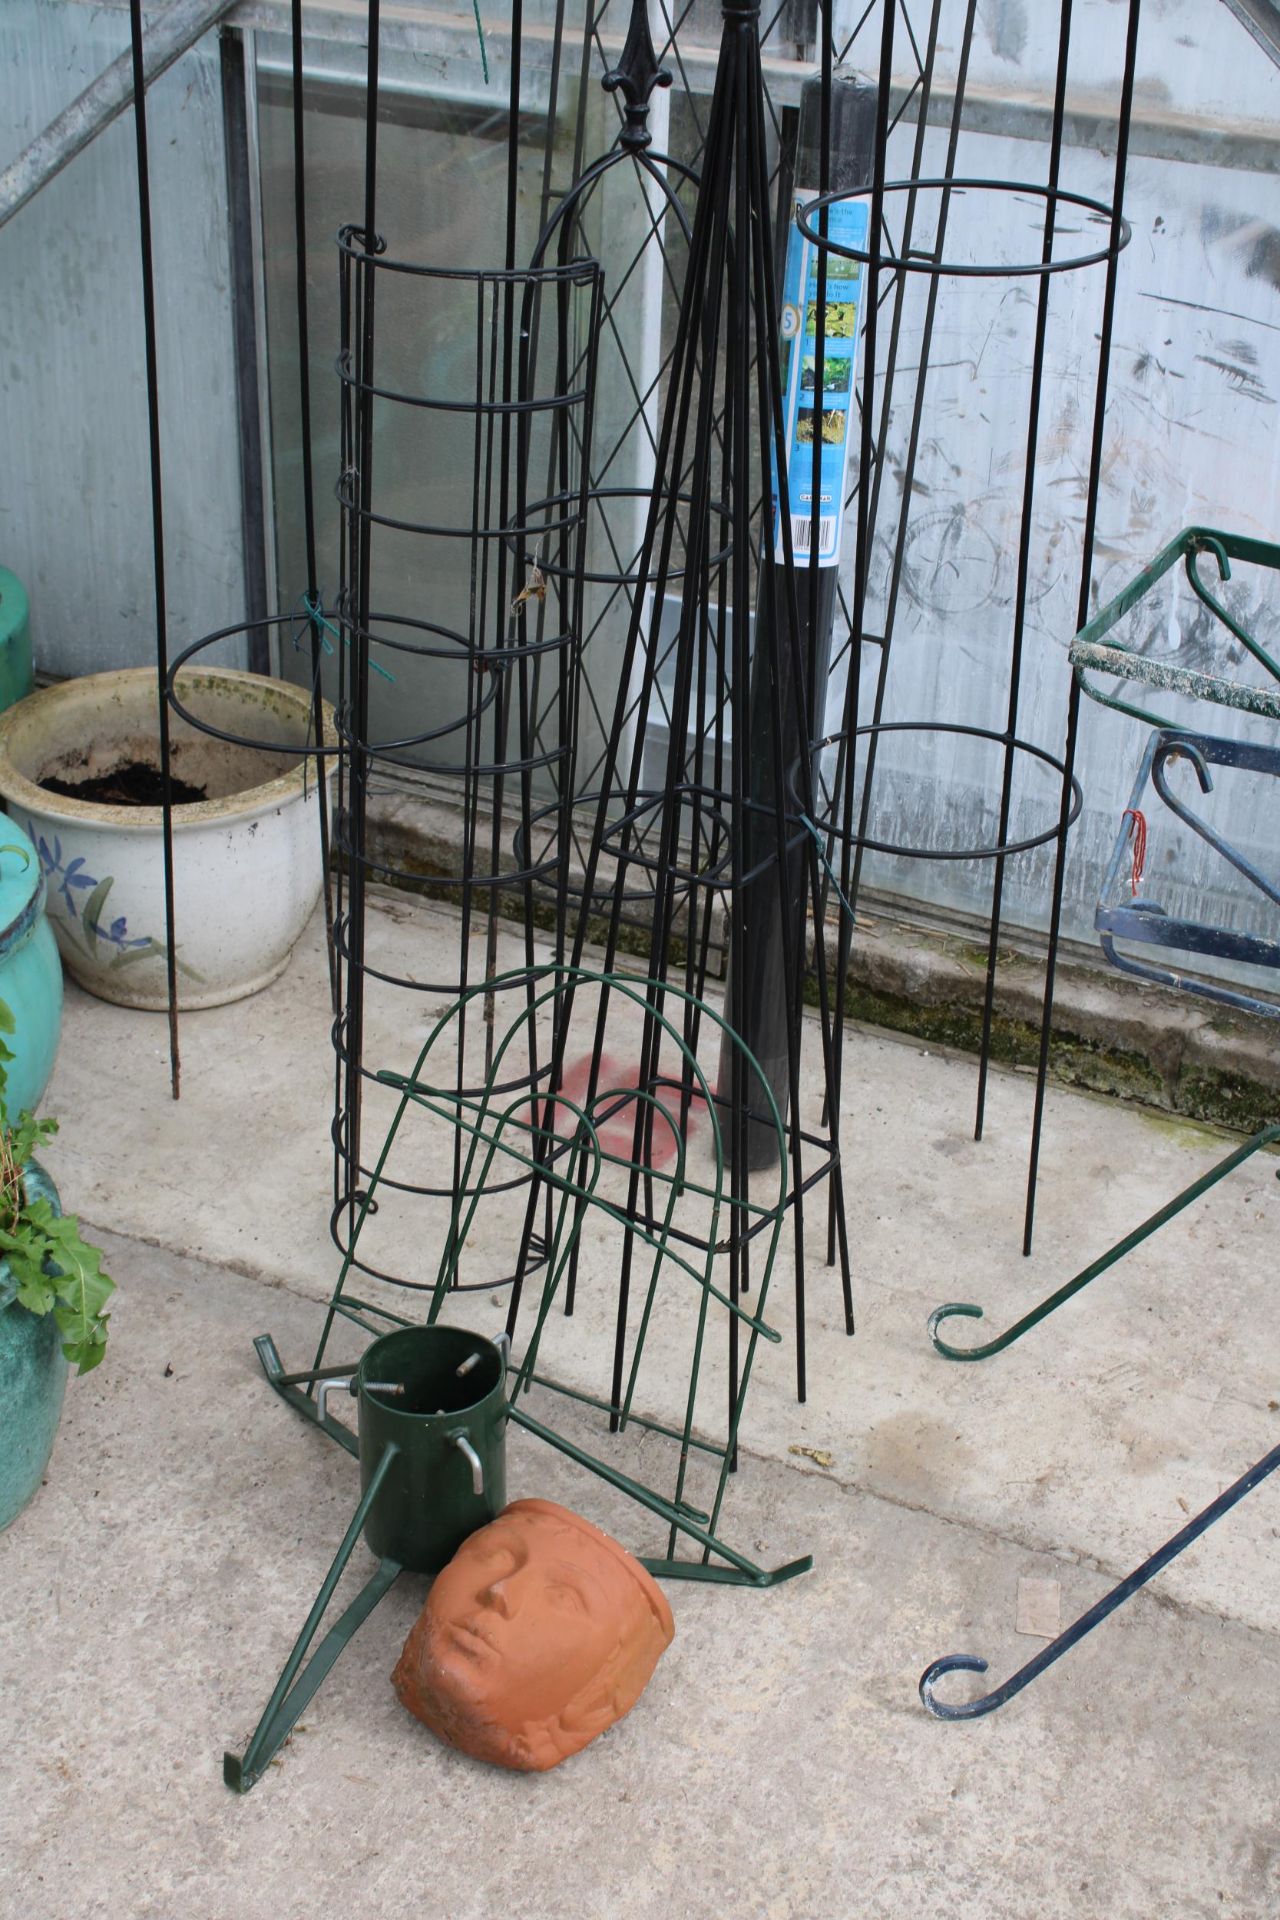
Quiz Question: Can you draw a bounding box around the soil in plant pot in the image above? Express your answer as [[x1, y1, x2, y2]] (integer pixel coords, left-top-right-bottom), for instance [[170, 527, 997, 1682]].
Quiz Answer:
[[39, 761, 207, 807]]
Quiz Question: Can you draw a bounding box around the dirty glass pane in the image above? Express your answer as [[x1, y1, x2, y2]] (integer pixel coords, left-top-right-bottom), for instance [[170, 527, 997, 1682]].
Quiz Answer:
[[0, 0, 245, 678], [816, 0, 1280, 965], [256, 0, 1280, 973]]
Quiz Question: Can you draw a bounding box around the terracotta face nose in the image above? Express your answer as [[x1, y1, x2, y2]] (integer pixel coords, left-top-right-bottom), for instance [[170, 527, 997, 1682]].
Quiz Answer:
[[481, 1576, 517, 1619]]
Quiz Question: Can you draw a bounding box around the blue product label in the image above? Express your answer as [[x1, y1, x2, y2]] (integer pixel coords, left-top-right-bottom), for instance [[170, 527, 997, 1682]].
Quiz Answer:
[[772, 188, 869, 567]]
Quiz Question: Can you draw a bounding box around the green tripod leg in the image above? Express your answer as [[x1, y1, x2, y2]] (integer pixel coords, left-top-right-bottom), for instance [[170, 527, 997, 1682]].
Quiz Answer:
[[224, 1444, 402, 1793], [253, 1332, 360, 1458]]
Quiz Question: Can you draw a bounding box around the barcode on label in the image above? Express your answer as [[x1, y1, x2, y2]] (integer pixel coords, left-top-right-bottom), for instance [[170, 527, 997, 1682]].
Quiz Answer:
[[791, 515, 838, 553]]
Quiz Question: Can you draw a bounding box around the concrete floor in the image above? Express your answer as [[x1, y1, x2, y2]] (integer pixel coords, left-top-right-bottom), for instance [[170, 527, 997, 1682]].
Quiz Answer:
[[3, 891, 1278, 1918]]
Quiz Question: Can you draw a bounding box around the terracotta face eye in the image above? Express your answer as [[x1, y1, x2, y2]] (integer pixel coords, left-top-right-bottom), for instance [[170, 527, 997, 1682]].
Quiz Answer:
[[545, 1579, 588, 1615]]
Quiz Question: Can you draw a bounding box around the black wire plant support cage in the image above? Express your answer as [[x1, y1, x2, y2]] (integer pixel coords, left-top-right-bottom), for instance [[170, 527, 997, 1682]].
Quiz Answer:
[[328, 224, 604, 1298], [793, 0, 1140, 1262], [140, 0, 1145, 1388], [151, 0, 1146, 1279], [164, 0, 834, 1616], [303, 0, 859, 1489]]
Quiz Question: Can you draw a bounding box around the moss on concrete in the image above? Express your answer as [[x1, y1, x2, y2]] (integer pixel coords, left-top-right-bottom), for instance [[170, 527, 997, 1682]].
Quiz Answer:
[[1175, 1070, 1278, 1136], [360, 840, 694, 971], [358, 830, 1278, 1136], [828, 971, 1277, 1133]]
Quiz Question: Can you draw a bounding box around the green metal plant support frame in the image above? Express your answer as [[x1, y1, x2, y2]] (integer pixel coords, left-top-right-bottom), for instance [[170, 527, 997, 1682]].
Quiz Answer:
[[314, 965, 809, 1584], [227, 968, 811, 1790]]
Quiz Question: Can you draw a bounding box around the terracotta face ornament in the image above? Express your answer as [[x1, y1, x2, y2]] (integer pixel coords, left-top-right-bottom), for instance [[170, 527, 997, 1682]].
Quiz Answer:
[[392, 1498, 675, 1771]]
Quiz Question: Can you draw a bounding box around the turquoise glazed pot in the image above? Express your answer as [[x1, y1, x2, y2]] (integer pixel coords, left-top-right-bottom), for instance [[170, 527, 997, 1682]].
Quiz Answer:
[[0, 1162, 67, 1532], [0, 569, 34, 718], [0, 813, 63, 1117]]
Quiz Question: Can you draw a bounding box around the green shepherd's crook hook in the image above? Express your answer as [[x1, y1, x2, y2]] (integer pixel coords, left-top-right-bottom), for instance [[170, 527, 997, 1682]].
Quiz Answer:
[[929, 1124, 1280, 1361]]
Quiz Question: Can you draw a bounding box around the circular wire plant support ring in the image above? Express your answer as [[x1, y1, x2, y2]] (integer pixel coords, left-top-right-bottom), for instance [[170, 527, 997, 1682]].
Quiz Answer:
[[807, 722, 1082, 863], [514, 487, 734, 588], [331, 1009, 558, 1108], [512, 791, 687, 919], [795, 179, 1129, 279], [329, 1202, 551, 1294], [334, 465, 586, 546], [166, 616, 342, 756], [513, 789, 739, 918], [600, 784, 742, 887]]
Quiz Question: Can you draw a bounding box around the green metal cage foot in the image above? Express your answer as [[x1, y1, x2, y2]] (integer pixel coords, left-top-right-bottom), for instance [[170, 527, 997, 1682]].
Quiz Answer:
[[253, 1332, 359, 1457], [508, 1403, 813, 1588], [224, 1445, 401, 1793], [641, 1553, 813, 1587]]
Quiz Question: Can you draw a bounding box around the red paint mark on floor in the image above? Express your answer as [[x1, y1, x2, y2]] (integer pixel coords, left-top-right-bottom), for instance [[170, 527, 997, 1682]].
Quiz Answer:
[[543, 1051, 709, 1170]]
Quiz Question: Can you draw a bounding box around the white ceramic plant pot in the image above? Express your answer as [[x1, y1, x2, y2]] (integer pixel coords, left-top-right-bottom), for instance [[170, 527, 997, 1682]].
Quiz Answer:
[[0, 668, 336, 1010]]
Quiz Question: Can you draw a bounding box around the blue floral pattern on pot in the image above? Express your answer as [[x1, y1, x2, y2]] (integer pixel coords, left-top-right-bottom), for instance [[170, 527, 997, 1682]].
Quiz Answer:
[[32, 833, 202, 980]]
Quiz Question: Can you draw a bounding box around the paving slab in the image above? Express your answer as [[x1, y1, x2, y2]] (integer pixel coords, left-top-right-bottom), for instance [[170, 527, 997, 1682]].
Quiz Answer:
[[3, 1229, 1279, 1920]]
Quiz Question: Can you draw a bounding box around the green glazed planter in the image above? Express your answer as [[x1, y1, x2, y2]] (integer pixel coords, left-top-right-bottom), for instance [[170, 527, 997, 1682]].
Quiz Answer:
[[0, 1162, 67, 1532], [0, 813, 63, 1118], [0, 569, 34, 719]]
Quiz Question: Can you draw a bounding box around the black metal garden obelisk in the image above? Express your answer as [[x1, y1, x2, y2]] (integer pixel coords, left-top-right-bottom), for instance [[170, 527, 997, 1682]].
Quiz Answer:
[[566, 0, 854, 1402]]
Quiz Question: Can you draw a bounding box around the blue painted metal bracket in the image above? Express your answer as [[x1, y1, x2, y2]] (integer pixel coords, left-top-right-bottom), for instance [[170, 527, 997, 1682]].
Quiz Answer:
[[1094, 729, 1280, 1019], [920, 1437, 1280, 1719]]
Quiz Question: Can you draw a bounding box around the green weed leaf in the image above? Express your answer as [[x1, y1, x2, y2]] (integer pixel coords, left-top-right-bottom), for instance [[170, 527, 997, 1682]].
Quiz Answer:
[[55, 1314, 109, 1373], [0, 994, 113, 1374]]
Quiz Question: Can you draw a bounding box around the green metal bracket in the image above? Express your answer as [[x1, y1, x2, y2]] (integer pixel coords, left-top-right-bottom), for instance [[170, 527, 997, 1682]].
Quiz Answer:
[[641, 1556, 811, 1586], [1069, 526, 1280, 728]]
